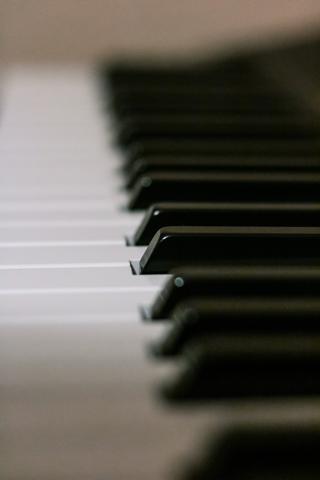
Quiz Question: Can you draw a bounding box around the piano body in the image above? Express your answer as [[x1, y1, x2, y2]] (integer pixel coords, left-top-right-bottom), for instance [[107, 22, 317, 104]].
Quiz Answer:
[[2, 19, 320, 480]]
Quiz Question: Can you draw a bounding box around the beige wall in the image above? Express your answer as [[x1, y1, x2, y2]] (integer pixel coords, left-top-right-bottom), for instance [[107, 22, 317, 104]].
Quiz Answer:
[[1, 0, 320, 63]]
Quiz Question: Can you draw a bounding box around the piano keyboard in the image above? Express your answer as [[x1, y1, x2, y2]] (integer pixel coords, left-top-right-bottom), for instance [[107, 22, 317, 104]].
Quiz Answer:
[[2, 40, 320, 479]]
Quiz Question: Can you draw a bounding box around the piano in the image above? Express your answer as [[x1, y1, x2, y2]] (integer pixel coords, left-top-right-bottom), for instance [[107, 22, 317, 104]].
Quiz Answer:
[[1, 36, 320, 479]]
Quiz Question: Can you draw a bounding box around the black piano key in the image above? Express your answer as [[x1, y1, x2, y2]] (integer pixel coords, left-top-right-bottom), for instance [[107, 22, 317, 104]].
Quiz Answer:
[[181, 425, 320, 480], [123, 153, 320, 177], [110, 88, 291, 115], [153, 297, 320, 356], [110, 84, 281, 99], [117, 114, 320, 145], [131, 202, 320, 245], [127, 139, 320, 163], [128, 171, 320, 210], [105, 59, 267, 89], [111, 93, 294, 117], [135, 226, 320, 274], [125, 155, 320, 188], [149, 265, 320, 319], [110, 83, 283, 96], [106, 70, 251, 90], [161, 335, 320, 401]]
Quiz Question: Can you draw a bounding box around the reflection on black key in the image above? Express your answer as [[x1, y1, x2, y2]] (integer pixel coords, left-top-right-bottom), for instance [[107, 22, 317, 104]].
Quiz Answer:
[[136, 226, 320, 274], [117, 114, 320, 145], [161, 335, 320, 401], [153, 297, 320, 356], [128, 172, 320, 209], [181, 424, 320, 480], [125, 155, 320, 187], [131, 202, 320, 245], [149, 265, 320, 319]]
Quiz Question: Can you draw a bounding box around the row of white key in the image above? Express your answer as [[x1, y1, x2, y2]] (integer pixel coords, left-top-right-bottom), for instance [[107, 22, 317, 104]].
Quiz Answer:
[[0, 65, 220, 480]]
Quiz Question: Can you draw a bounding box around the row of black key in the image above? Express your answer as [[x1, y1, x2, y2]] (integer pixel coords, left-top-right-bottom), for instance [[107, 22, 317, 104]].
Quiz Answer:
[[103, 49, 320, 479]]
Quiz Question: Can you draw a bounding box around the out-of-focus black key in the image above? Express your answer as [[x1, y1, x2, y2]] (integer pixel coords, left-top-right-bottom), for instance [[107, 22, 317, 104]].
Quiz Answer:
[[111, 85, 281, 99], [128, 139, 320, 162], [181, 424, 320, 480], [161, 335, 320, 401], [154, 297, 320, 356], [149, 265, 320, 319], [104, 60, 265, 89], [131, 202, 320, 245], [125, 155, 320, 187], [128, 172, 320, 210], [111, 92, 294, 117], [117, 114, 320, 145], [110, 88, 290, 114], [135, 226, 320, 274]]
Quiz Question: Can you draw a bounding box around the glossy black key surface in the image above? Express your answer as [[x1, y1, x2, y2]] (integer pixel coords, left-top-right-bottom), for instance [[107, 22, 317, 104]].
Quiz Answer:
[[136, 226, 320, 274], [128, 171, 320, 209], [149, 265, 320, 319], [131, 202, 320, 245], [117, 114, 320, 145], [153, 297, 320, 356], [181, 425, 320, 480], [127, 139, 320, 162], [125, 155, 320, 187], [161, 335, 320, 401]]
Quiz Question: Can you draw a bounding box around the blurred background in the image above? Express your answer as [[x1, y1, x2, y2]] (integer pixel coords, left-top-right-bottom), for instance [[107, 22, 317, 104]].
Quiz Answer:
[[1, 0, 320, 64]]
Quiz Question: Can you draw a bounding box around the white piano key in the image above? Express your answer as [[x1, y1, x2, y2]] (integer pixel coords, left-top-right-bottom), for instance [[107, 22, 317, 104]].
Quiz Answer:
[[0, 186, 125, 200], [0, 288, 159, 316], [0, 320, 215, 480], [0, 198, 131, 213], [0, 125, 108, 149], [0, 224, 135, 242], [0, 208, 143, 223], [0, 312, 143, 324], [0, 265, 168, 290], [1, 158, 123, 185], [0, 151, 120, 168], [0, 217, 141, 227], [0, 244, 145, 264], [1, 165, 121, 188], [0, 65, 202, 480]]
